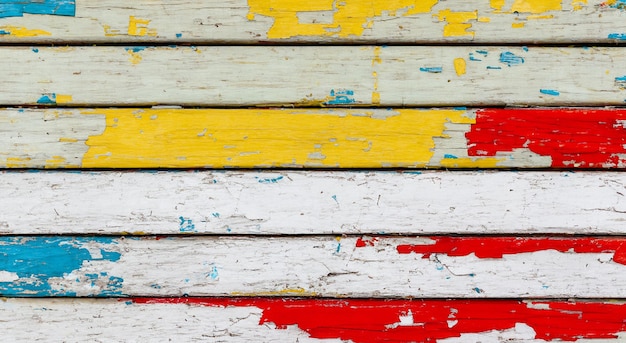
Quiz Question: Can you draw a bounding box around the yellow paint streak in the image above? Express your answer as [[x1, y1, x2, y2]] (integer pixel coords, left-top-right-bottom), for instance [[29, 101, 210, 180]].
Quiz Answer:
[[572, 0, 588, 10], [435, 10, 477, 37], [372, 46, 381, 105], [0, 26, 51, 37], [512, 22, 525, 28], [59, 137, 78, 143], [453, 58, 466, 76], [490, 0, 505, 11], [440, 157, 504, 168], [55, 94, 73, 104], [231, 288, 317, 296], [81, 108, 471, 168], [128, 16, 157, 37], [478, 17, 491, 22], [127, 50, 142, 64], [246, 0, 438, 38], [527, 14, 554, 19], [511, 0, 561, 13], [45, 156, 72, 169], [6, 157, 31, 168]]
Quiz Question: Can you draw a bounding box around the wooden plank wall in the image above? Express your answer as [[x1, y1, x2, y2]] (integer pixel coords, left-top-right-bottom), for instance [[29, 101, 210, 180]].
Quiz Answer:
[[1, 0, 626, 341]]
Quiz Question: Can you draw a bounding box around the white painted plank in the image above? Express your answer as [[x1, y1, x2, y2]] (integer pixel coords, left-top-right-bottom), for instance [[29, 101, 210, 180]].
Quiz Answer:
[[0, 0, 626, 44], [2, 235, 626, 298], [0, 170, 624, 235], [1, 298, 625, 342], [1, 46, 625, 106]]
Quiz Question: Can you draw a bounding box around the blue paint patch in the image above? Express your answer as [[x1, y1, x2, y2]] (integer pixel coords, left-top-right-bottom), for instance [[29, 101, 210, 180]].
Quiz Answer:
[[179, 216, 196, 232], [332, 195, 338, 203], [499, 51, 524, 66], [335, 242, 341, 253], [0, 236, 122, 296], [486, 66, 501, 70], [608, 33, 626, 40], [124, 46, 146, 53], [37, 94, 56, 104], [150, 284, 162, 289], [540, 89, 560, 96], [443, 154, 458, 159], [211, 212, 220, 218], [468, 53, 481, 61], [403, 171, 422, 175], [208, 266, 219, 280], [325, 89, 356, 105], [419, 67, 443, 73], [31, 48, 38, 53], [0, 0, 76, 18], [522, 46, 528, 52], [615, 76, 626, 89], [0, 30, 9, 35], [453, 107, 467, 110], [175, 33, 182, 38], [473, 287, 483, 294], [475, 50, 488, 56], [257, 175, 284, 184]]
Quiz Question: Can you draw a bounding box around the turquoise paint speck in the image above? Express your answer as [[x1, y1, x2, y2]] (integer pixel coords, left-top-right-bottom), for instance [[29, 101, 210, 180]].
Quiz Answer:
[[209, 266, 219, 280], [419, 67, 443, 73], [486, 66, 501, 70], [257, 175, 284, 184], [444, 154, 458, 159], [540, 89, 560, 96], [37, 94, 56, 104], [175, 33, 182, 38], [499, 51, 524, 66], [31, 48, 38, 53], [124, 46, 146, 53], [608, 33, 626, 40], [179, 216, 196, 232]]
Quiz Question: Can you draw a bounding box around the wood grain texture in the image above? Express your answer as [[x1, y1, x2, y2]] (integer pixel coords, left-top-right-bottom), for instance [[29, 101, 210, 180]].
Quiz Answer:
[[1, 170, 624, 235], [0, 46, 625, 106], [2, 235, 626, 298], [5, 108, 626, 169], [2, 298, 626, 342], [0, 0, 625, 44]]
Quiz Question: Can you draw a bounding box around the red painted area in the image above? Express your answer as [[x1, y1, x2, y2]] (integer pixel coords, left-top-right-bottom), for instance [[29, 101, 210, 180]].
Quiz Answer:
[[397, 236, 626, 265], [130, 298, 626, 342], [355, 237, 378, 247], [466, 108, 626, 168]]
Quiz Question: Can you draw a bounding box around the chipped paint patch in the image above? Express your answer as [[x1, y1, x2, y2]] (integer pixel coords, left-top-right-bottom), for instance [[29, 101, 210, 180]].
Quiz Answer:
[[0, 26, 51, 37], [0, 0, 75, 18], [246, 0, 438, 38], [0, 236, 122, 296]]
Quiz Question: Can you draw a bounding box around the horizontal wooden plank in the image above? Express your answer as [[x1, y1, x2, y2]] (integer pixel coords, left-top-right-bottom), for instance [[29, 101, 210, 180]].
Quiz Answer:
[[2, 235, 626, 297], [0, 0, 625, 44], [3, 107, 626, 169], [2, 298, 626, 342], [0, 46, 625, 106], [1, 170, 624, 235]]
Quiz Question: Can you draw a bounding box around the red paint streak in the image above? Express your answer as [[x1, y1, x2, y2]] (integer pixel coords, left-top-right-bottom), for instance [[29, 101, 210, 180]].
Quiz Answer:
[[129, 298, 626, 342], [397, 236, 626, 265], [466, 108, 626, 168], [355, 237, 378, 247]]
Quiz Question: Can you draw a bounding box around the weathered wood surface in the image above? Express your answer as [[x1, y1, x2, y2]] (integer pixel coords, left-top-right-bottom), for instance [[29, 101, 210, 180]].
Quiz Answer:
[[4, 108, 626, 169], [2, 235, 626, 298], [2, 298, 626, 342], [0, 46, 625, 106], [2, 170, 624, 235], [0, 0, 626, 44]]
